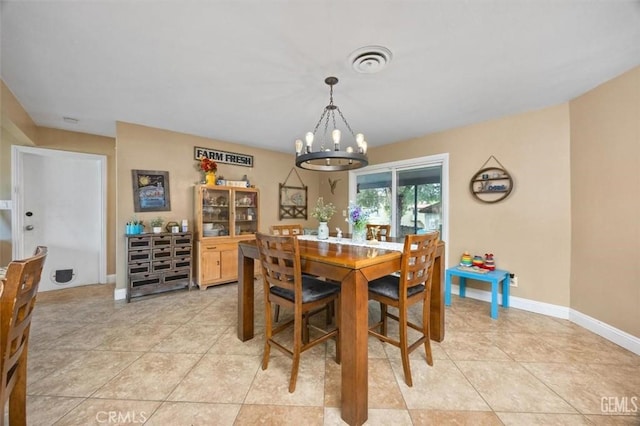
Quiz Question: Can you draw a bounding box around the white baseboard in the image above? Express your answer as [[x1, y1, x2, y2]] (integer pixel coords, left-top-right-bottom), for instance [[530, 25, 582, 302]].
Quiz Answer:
[[114, 288, 127, 301], [448, 284, 639, 355], [569, 309, 640, 356]]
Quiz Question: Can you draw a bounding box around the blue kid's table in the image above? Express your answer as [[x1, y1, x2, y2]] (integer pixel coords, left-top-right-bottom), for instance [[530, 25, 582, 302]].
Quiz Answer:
[[445, 267, 510, 319]]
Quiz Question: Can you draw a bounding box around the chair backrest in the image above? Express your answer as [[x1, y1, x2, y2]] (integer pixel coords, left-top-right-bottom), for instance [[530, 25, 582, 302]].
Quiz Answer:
[[270, 224, 303, 236], [255, 233, 301, 298], [399, 232, 439, 296], [1, 246, 48, 409], [366, 224, 391, 241]]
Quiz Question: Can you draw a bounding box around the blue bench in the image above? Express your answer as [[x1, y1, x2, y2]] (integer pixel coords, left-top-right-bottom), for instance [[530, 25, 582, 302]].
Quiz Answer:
[[445, 267, 510, 319]]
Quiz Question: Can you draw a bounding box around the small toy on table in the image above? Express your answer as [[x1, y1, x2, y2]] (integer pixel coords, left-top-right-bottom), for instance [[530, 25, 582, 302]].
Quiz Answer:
[[472, 255, 484, 268], [460, 252, 472, 266], [483, 253, 495, 270]]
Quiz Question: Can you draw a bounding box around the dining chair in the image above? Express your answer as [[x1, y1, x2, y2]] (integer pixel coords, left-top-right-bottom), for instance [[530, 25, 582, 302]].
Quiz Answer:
[[270, 224, 303, 236], [1, 246, 48, 426], [269, 223, 333, 325], [368, 232, 439, 387], [366, 224, 391, 241], [255, 233, 340, 392]]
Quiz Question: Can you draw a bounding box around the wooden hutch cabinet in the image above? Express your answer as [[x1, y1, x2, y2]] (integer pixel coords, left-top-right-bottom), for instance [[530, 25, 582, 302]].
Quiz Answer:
[[194, 184, 259, 290]]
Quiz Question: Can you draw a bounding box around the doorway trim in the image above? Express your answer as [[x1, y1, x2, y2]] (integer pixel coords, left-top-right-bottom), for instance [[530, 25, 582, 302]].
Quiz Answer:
[[11, 146, 107, 283]]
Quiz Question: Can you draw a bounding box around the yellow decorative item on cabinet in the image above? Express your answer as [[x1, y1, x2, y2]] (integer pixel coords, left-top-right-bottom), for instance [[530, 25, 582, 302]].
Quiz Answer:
[[206, 172, 216, 185]]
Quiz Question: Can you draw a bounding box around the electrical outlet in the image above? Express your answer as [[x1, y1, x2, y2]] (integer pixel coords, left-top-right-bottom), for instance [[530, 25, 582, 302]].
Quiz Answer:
[[510, 273, 518, 287], [342, 209, 347, 217]]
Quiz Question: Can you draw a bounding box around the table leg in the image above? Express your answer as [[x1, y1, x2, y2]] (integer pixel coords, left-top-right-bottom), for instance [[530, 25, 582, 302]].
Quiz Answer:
[[340, 270, 369, 426], [491, 279, 498, 319], [502, 274, 510, 308], [237, 248, 255, 341], [430, 251, 445, 342], [459, 277, 467, 298], [445, 270, 452, 306]]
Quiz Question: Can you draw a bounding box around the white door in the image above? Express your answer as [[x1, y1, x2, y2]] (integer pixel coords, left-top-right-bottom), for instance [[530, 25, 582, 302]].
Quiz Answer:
[[12, 146, 106, 292]]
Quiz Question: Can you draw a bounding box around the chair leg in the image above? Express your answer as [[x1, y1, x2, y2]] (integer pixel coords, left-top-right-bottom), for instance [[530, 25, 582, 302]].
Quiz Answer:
[[399, 307, 413, 387], [380, 302, 388, 336], [7, 353, 28, 426], [262, 299, 273, 370], [289, 311, 303, 393], [423, 301, 433, 366], [335, 296, 341, 364], [274, 304, 280, 322]]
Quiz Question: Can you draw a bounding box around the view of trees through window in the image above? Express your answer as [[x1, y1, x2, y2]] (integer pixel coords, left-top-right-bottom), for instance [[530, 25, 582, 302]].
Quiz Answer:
[[355, 165, 442, 238]]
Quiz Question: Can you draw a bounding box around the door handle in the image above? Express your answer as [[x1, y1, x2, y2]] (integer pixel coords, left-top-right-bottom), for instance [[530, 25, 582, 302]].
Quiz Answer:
[[25, 225, 34, 231]]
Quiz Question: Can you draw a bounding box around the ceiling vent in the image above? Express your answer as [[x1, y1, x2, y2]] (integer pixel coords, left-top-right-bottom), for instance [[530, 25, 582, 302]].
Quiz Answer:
[[349, 46, 392, 74]]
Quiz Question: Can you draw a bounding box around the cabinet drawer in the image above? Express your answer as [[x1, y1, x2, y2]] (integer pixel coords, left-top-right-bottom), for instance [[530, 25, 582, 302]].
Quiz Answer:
[[129, 273, 162, 288], [128, 236, 151, 250], [128, 250, 151, 262], [201, 242, 237, 252], [152, 234, 172, 248], [152, 247, 172, 260], [172, 257, 191, 270], [152, 259, 172, 273], [163, 270, 190, 284], [172, 234, 192, 246], [173, 245, 192, 257], [128, 262, 150, 275]]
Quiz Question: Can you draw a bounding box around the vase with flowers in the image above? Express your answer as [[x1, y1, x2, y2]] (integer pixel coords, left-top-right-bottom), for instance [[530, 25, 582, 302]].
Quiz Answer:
[[346, 202, 370, 244], [311, 197, 336, 240], [197, 157, 218, 185]]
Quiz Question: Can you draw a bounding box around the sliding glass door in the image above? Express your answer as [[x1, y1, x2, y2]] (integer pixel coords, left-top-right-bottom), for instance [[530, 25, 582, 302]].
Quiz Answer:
[[350, 154, 448, 242]]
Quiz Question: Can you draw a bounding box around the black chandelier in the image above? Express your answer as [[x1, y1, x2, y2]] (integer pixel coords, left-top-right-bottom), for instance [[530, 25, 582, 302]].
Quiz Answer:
[[295, 76, 368, 171]]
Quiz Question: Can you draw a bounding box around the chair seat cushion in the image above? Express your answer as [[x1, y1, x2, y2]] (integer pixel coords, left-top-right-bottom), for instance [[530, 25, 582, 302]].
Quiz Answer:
[[368, 275, 424, 300], [271, 276, 340, 303]]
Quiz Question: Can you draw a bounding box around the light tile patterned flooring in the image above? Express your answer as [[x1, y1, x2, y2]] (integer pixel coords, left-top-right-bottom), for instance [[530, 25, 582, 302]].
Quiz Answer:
[[7, 282, 640, 425]]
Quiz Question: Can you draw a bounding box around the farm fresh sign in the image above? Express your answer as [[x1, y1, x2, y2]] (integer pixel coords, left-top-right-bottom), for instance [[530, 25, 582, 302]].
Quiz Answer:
[[194, 147, 253, 168]]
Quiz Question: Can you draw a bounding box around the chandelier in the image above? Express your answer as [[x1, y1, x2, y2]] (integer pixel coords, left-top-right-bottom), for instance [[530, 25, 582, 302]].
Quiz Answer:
[[295, 76, 368, 171]]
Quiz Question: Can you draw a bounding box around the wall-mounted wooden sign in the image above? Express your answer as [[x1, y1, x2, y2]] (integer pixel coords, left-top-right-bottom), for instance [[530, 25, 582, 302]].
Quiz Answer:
[[194, 146, 253, 168]]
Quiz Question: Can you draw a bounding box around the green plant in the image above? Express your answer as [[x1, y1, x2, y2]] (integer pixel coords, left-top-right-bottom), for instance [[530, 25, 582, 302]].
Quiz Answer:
[[150, 217, 164, 227], [311, 197, 336, 222]]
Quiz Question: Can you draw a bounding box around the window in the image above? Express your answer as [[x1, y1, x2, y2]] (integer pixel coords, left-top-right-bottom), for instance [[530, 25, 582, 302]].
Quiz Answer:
[[349, 154, 448, 243]]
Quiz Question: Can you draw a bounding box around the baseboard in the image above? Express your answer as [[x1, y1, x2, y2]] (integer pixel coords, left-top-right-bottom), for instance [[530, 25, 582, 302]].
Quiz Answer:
[[448, 284, 639, 355], [114, 288, 127, 301], [569, 309, 640, 356]]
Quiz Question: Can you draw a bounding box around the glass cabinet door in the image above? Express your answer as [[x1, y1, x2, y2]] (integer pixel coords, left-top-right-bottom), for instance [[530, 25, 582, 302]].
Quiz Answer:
[[201, 187, 231, 237], [234, 189, 258, 236]]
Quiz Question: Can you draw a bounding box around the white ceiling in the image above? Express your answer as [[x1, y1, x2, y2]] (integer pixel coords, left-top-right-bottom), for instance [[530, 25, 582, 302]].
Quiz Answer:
[[2, 1, 640, 154]]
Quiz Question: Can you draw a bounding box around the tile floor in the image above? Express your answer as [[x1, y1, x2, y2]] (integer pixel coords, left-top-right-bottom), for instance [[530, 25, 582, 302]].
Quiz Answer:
[[7, 282, 640, 425]]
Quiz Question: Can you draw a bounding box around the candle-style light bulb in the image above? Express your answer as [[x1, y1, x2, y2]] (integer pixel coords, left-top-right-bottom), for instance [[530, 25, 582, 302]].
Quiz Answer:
[[295, 139, 303, 155], [332, 129, 341, 151], [305, 132, 314, 153], [356, 133, 364, 147], [361, 140, 368, 154]]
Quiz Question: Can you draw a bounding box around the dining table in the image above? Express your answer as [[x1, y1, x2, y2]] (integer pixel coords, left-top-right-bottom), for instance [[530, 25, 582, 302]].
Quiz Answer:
[[236, 236, 445, 426]]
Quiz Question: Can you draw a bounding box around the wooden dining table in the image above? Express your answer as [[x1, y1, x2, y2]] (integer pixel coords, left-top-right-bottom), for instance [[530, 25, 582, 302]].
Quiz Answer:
[[236, 237, 445, 426]]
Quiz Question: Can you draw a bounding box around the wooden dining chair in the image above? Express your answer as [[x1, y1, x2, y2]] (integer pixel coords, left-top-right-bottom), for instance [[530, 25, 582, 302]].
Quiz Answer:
[[270, 224, 303, 236], [1, 246, 48, 426], [368, 232, 439, 386], [366, 224, 391, 241], [255, 233, 340, 392]]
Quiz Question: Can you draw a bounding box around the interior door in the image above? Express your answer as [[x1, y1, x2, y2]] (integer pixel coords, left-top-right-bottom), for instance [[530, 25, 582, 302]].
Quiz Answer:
[[12, 146, 106, 292]]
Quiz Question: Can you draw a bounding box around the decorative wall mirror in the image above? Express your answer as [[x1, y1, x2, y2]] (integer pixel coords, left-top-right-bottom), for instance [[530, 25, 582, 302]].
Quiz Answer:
[[279, 168, 308, 219]]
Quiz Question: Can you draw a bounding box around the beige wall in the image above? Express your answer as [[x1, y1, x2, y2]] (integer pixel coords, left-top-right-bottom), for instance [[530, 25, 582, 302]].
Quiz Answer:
[[367, 104, 572, 306], [569, 67, 640, 337], [114, 121, 320, 290]]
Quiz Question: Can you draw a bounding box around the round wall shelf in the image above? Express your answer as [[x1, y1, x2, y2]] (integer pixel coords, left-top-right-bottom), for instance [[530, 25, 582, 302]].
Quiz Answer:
[[469, 166, 513, 203]]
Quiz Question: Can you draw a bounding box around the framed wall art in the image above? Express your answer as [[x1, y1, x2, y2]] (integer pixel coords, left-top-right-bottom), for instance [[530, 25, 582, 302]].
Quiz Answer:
[[279, 168, 307, 219], [132, 169, 172, 212]]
